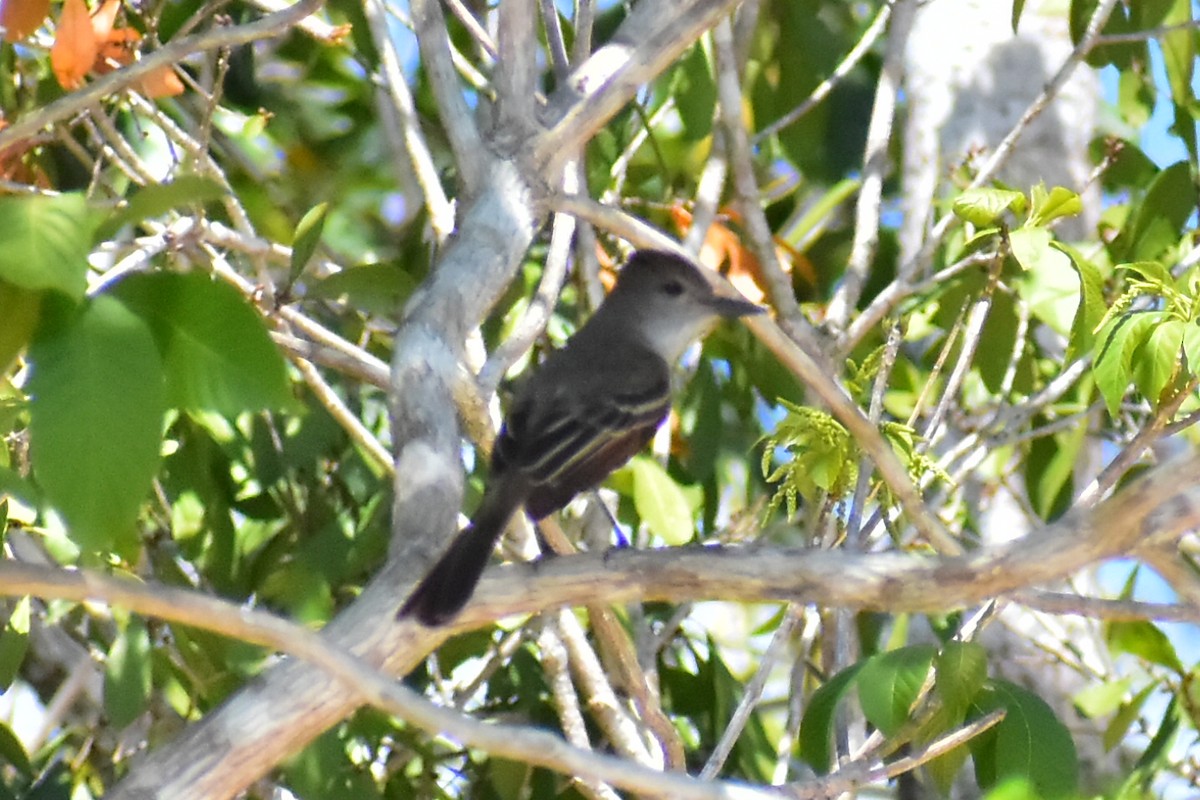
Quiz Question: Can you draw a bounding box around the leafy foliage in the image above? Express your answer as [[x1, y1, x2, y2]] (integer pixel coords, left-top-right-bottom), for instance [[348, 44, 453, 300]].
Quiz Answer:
[[0, 0, 1197, 797]]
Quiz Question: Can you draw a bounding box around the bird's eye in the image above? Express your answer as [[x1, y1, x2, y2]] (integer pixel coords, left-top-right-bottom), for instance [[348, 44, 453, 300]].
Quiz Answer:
[[662, 280, 684, 297]]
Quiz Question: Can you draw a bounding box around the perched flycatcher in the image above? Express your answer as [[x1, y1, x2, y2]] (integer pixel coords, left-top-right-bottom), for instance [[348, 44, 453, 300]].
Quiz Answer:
[[400, 249, 763, 625]]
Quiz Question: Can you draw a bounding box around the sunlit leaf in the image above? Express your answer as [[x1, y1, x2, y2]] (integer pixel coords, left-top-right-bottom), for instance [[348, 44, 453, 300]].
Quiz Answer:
[[1093, 311, 1160, 417], [28, 295, 166, 556], [1027, 185, 1082, 227], [1073, 676, 1132, 719], [953, 188, 1027, 226], [113, 272, 294, 415], [1106, 620, 1184, 673], [1052, 242, 1105, 362], [1131, 318, 1185, 409], [857, 645, 937, 736], [0, 280, 41, 372], [631, 456, 694, 545], [0, 193, 93, 299]]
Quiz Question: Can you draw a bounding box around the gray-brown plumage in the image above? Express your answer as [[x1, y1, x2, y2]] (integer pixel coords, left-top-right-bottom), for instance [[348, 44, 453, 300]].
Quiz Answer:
[[399, 249, 762, 625]]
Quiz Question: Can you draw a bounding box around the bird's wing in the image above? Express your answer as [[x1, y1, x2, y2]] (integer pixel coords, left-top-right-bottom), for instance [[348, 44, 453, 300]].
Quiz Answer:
[[493, 347, 671, 518]]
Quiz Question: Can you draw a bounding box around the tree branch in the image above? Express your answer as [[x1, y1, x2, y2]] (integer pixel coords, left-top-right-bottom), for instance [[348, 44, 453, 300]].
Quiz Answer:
[[0, 0, 326, 150], [439, 454, 1200, 628], [534, 0, 740, 172]]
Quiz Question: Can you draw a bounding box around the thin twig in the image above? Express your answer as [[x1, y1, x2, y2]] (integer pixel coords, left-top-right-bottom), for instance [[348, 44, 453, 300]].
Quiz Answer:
[[712, 19, 807, 336], [752, 2, 892, 144], [409, 0, 487, 189], [701, 607, 802, 779], [825, 0, 917, 327], [1017, 590, 1200, 624], [0, 0, 327, 150], [365, 0, 456, 242], [538, 620, 622, 800]]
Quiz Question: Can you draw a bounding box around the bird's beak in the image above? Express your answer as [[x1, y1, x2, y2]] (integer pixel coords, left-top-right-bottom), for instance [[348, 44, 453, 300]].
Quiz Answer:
[[708, 293, 766, 318]]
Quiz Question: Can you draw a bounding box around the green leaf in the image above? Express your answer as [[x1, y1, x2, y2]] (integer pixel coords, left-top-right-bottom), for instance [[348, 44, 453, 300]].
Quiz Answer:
[[952, 188, 1027, 226], [1010, 0, 1025, 33], [0, 720, 30, 778], [1118, 162, 1194, 262], [289, 202, 329, 288], [778, 178, 861, 249], [1074, 0, 1142, 69], [1027, 185, 1082, 227], [1052, 242, 1105, 362], [1117, 66, 1156, 128], [675, 43, 716, 142], [1181, 321, 1200, 374], [95, 176, 226, 241], [1092, 311, 1160, 417], [970, 680, 1079, 798], [0, 193, 93, 299], [798, 663, 864, 773], [0, 596, 30, 690], [307, 263, 416, 317], [1073, 676, 1132, 719], [104, 616, 152, 728], [936, 641, 988, 713], [982, 776, 1044, 800], [1093, 137, 1158, 190], [1106, 619, 1184, 673], [0, 280, 41, 373], [1123, 259, 1176, 290], [975, 289, 1019, 394], [924, 703, 974, 793], [857, 645, 937, 736], [630, 456, 694, 545], [1014, 234, 1078, 336], [1157, 0, 1195, 115], [113, 272, 293, 415], [1008, 226, 1050, 272], [1131, 695, 1179, 771], [28, 296, 166, 556], [1025, 419, 1086, 520], [1131, 318, 1185, 409]]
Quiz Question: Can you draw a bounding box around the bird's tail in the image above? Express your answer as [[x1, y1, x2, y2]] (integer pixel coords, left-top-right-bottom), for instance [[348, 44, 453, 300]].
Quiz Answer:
[[399, 489, 521, 626]]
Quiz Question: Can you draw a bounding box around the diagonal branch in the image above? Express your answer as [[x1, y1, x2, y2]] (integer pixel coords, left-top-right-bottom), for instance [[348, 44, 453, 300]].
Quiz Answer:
[[533, 0, 741, 171]]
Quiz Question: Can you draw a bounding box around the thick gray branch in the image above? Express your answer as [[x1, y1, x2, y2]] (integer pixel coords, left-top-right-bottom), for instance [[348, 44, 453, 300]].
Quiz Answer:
[[108, 167, 541, 800], [441, 453, 1200, 627]]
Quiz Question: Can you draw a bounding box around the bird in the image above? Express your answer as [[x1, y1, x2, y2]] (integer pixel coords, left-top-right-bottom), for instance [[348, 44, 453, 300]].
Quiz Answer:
[[399, 248, 763, 625]]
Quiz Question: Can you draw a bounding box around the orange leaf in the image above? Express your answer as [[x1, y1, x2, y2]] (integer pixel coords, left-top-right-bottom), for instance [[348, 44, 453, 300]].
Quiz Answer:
[[672, 204, 772, 304], [51, 0, 96, 90], [1, 0, 51, 41], [671, 200, 819, 301], [136, 65, 184, 98], [593, 243, 619, 291]]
